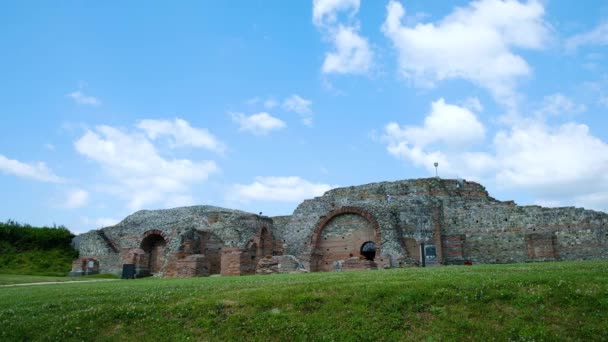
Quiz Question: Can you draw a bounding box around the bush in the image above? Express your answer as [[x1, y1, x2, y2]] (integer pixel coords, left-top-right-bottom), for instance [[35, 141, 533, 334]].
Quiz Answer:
[[0, 220, 78, 276]]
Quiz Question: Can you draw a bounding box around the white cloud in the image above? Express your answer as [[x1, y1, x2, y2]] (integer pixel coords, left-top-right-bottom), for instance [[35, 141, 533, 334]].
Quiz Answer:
[[164, 194, 197, 208], [246, 97, 261, 106], [75, 123, 219, 210], [382, 97, 608, 211], [383, 98, 485, 163], [535, 93, 586, 118], [61, 189, 89, 209], [230, 176, 335, 203], [264, 98, 278, 109], [230, 112, 286, 135], [566, 22, 608, 51], [67, 90, 101, 106], [382, 0, 550, 105], [492, 122, 608, 195], [313, 0, 372, 75], [282, 94, 314, 126], [313, 0, 359, 27], [533, 199, 561, 208], [81, 216, 119, 230], [462, 97, 484, 112], [381, 99, 489, 177], [322, 25, 373, 74], [137, 118, 226, 153], [600, 96, 608, 108], [0, 154, 63, 183], [573, 192, 608, 212], [44, 144, 56, 151]]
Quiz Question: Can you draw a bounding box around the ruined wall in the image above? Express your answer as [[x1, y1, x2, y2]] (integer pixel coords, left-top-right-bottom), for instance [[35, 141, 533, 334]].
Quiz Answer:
[[284, 178, 608, 270], [445, 204, 608, 264], [71, 230, 122, 275], [72, 178, 608, 277], [284, 178, 488, 269], [72, 206, 276, 277], [270, 215, 292, 255]]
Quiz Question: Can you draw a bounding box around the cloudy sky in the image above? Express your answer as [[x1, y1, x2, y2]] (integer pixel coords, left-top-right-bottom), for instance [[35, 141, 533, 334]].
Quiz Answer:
[[2, 0, 608, 234]]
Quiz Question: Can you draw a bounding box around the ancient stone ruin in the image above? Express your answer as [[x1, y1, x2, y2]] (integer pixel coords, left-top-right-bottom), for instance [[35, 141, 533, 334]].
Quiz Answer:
[[70, 178, 608, 277]]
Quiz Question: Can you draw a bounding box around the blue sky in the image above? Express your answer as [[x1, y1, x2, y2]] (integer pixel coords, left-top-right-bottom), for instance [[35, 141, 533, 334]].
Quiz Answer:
[[2, 0, 608, 234]]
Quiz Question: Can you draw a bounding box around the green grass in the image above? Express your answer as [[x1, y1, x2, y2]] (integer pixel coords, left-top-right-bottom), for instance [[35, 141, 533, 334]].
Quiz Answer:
[[0, 274, 119, 285], [1, 261, 608, 341]]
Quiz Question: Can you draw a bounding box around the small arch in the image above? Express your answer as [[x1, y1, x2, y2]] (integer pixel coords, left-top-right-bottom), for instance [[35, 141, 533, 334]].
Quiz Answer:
[[143, 229, 167, 240], [80, 258, 99, 275], [249, 243, 258, 260], [360, 241, 376, 261]]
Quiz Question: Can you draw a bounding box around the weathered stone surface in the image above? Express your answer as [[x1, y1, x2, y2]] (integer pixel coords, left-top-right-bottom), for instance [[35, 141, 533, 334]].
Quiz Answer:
[[71, 206, 275, 277], [256, 256, 279, 275], [71, 178, 608, 277], [341, 257, 378, 271], [255, 255, 307, 275]]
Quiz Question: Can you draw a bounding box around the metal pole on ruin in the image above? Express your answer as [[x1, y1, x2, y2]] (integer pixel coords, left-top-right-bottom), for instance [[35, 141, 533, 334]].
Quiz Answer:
[[434, 162, 439, 178]]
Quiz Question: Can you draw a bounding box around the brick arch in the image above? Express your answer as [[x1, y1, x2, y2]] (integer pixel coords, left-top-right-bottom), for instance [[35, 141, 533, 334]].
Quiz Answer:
[[81, 257, 99, 274], [242, 226, 274, 274], [310, 206, 382, 271], [255, 226, 273, 257], [311, 207, 381, 248], [143, 229, 167, 239], [141, 230, 168, 275]]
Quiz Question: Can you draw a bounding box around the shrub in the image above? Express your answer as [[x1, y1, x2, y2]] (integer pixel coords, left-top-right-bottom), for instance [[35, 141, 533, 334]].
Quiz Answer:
[[0, 220, 78, 276]]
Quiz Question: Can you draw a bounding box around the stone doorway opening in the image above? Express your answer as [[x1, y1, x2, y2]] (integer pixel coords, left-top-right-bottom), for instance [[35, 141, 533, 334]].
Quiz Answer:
[[360, 241, 376, 261], [141, 234, 167, 274], [310, 207, 381, 272]]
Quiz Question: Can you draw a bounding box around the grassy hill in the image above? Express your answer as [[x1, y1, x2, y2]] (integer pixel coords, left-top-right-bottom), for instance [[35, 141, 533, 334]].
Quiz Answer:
[[1, 261, 607, 341], [0, 220, 78, 276]]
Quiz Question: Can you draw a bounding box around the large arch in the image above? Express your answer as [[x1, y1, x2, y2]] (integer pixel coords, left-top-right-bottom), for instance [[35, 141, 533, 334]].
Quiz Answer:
[[310, 207, 381, 272], [256, 227, 273, 258], [243, 226, 274, 274], [141, 230, 168, 275], [199, 231, 223, 275]]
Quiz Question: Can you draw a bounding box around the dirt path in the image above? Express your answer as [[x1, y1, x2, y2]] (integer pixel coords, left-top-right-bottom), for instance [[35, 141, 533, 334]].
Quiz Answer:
[[0, 279, 120, 288]]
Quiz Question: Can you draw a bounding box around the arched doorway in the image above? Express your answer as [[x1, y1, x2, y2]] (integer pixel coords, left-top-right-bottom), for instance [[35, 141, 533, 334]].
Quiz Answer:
[[141, 233, 167, 274], [257, 227, 272, 258], [360, 241, 376, 261], [243, 227, 274, 275], [199, 231, 223, 275], [310, 207, 381, 272], [79, 258, 99, 275], [249, 242, 258, 261]]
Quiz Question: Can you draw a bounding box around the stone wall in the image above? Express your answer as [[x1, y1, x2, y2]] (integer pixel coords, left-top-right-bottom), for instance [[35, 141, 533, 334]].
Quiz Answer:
[[284, 178, 608, 270], [445, 204, 608, 264], [71, 206, 276, 277], [71, 178, 608, 277]]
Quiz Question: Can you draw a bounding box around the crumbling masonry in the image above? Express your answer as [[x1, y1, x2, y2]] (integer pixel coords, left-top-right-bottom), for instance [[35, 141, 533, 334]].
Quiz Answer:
[[71, 178, 608, 277]]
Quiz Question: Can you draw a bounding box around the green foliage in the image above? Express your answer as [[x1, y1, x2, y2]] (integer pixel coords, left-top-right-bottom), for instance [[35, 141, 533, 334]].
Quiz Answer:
[[1, 261, 607, 341], [0, 220, 78, 276]]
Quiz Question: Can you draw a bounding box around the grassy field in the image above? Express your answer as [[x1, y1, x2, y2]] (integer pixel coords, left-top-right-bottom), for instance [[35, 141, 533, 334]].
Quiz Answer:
[[0, 273, 118, 286], [1, 261, 607, 341]]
